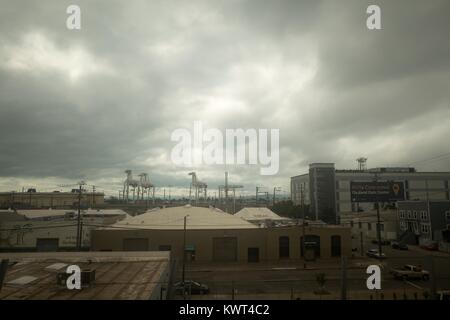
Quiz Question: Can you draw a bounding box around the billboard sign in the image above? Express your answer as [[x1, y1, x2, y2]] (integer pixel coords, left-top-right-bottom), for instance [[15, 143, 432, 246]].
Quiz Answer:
[[350, 181, 405, 203]]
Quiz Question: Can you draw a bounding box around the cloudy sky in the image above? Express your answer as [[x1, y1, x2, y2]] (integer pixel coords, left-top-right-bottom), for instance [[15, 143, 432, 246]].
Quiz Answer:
[[0, 0, 449, 197]]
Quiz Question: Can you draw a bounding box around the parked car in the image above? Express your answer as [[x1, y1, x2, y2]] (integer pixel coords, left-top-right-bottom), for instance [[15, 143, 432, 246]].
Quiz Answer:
[[436, 290, 450, 300], [420, 240, 438, 251], [371, 239, 391, 246], [174, 280, 210, 295], [391, 242, 408, 250], [366, 249, 386, 259], [390, 264, 430, 281]]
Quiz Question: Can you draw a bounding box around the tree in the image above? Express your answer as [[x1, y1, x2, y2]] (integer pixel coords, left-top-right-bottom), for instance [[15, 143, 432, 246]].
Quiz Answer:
[[314, 273, 330, 298]]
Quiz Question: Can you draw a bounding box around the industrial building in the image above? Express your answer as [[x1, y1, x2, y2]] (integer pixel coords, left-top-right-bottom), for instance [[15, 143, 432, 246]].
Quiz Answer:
[[397, 200, 450, 248], [0, 209, 127, 251], [0, 191, 105, 209], [91, 205, 351, 262], [291, 163, 450, 224], [0, 251, 170, 300], [340, 210, 399, 252]]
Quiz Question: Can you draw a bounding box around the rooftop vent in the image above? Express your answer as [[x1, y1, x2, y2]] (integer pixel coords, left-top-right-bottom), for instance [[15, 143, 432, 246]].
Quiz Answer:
[[57, 269, 96, 288]]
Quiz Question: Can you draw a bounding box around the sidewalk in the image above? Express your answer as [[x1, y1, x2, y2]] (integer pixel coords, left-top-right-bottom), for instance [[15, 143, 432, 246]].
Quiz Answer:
[[407, 245, 450, 257], [185, 288, 428, 300], [184, 257, 372, 273]]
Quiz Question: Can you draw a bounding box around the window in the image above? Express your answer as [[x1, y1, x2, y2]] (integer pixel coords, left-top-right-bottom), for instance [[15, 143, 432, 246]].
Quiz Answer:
[[412, 211, 418, 219], [380, 224, 384, 232], [399, 210, 405, 219], [420, 211, 427, 220], [350, 221, 354, 228], [248, 248, 259, 263], [367, 223, 372, 231], [421, 224, 430, 234], [358, 222, 362, 229], [279, 236, 290, 259], [331, 235, 341, 257], [446, 211, 450, 221], [407, 210, 412, 219], [400, 221, 407, 231], [413, 222, 419, 234]]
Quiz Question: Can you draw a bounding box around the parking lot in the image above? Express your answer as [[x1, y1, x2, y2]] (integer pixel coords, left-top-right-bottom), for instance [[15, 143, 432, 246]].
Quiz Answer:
[[173, 244, 450, 300]]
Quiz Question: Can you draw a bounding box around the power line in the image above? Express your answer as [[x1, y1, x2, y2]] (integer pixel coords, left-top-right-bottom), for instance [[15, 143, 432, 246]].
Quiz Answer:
[[407, 151, 450, 167]]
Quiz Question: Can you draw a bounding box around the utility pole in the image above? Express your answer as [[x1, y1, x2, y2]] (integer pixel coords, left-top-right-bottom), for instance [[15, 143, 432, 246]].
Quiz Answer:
[[360, 231, 364, 256], [273, 187, 281, 206], [152, 187, 156, 205], [76, 182, 84, 250], [0, 259, 9, 292], [92, 185, 96, 208], [182, 215, 188, 299], [340, 256, 347, 300], [374, 173, 382, 259], [301, 183, 306, 269], [225, 172, 229, 213]]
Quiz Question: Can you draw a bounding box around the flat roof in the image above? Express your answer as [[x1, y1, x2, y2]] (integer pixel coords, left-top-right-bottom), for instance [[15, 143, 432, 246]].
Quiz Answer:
[[0, 252, 169, 300]]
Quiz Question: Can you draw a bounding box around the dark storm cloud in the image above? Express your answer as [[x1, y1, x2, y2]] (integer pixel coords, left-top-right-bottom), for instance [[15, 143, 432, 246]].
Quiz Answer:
[[0, 0, 449, 195]]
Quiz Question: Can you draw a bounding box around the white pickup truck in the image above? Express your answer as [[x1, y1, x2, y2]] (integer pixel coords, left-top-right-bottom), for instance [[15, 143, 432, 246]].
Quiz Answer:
[[390, 264, 430, 281]]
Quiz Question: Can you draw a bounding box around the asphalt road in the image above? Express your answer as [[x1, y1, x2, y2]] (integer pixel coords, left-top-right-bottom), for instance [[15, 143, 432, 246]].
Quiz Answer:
[[173, 245, 450, 300]]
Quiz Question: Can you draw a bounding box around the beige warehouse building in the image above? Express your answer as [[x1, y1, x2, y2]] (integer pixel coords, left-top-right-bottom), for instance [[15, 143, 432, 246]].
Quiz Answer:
[[0, 191, 105, 208], [92, 205, 351, 263], [0, 209, 127, 251]]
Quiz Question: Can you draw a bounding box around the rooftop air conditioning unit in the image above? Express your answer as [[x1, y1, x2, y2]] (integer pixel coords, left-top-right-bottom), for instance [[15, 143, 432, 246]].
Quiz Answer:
[[57, 269, 96, 287]]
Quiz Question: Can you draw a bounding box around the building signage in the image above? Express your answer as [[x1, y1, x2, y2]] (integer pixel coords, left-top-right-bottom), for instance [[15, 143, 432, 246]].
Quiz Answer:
[[350, 181, 405, 202]]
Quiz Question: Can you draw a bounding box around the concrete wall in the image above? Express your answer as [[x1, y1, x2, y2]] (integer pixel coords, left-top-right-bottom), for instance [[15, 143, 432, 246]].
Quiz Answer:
[[91, 226, 352, 263]]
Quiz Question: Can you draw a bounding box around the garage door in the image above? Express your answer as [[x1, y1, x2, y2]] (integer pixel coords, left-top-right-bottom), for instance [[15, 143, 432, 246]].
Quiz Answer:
[[213, 237, 237, 262], [123, 238, 149, 251], [36, 238, 59, 252]]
